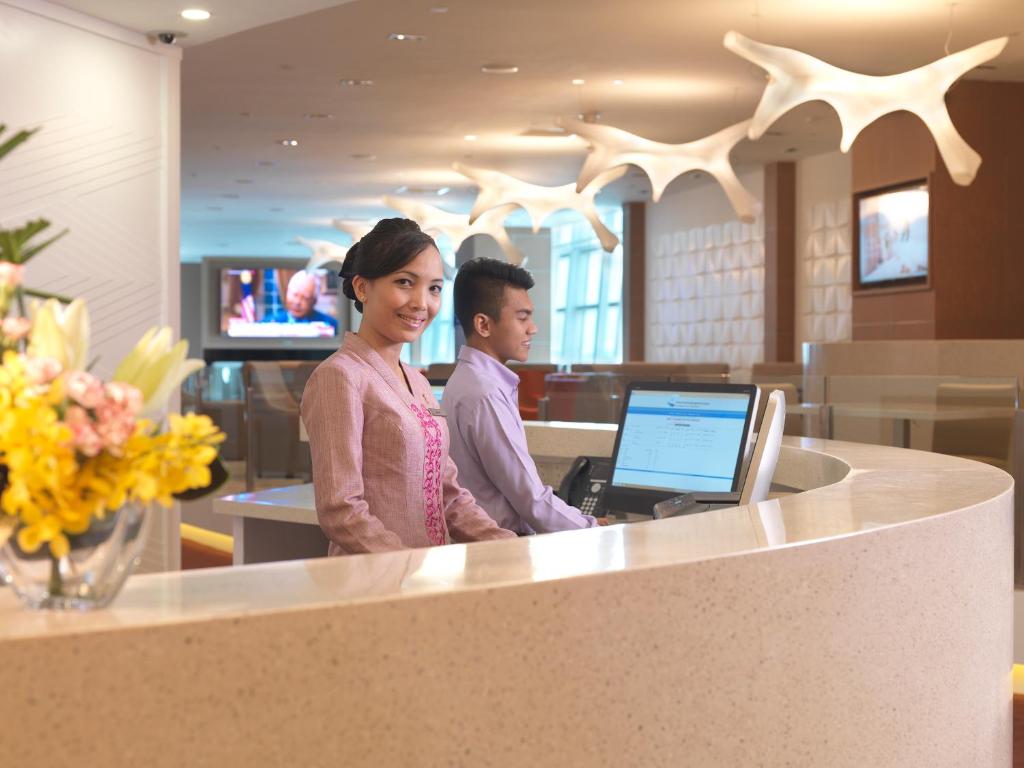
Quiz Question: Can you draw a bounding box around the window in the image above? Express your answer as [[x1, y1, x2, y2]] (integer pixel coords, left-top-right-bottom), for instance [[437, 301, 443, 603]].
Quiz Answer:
[[551, 209, 624, 365]]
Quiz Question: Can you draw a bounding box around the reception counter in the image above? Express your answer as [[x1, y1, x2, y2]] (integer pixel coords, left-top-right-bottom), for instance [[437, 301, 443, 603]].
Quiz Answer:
[[0, 436, 1013, 767]]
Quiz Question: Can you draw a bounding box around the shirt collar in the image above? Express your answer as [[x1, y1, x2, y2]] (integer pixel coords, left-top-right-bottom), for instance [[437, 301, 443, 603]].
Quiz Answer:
[[457, 345, 519, 396], [342, 331, 418, 403]]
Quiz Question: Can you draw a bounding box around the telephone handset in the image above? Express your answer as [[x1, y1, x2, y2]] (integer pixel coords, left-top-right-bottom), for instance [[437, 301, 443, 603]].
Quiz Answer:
[[557, 455, 613, 516]]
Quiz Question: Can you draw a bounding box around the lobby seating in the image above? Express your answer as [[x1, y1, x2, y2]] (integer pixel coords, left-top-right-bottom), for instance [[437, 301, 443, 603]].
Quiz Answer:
[[537, 372, 624, 423], [931, 381, 1018, 471], [243, 361, 317, 486], [508, 362, 557, 420]]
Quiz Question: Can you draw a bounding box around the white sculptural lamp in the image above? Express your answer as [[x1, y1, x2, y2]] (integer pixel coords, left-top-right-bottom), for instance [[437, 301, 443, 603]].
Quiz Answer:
[[381, 195, 525, 266], [332, 219, 376, 243], [452, 162, 627, 253], [557, 116, 758, 223], [723, 30, 1008, 186], [294, 235, 349, 271]]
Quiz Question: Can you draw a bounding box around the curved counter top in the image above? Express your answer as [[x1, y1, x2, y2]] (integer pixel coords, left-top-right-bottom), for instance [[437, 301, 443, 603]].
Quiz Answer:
[[0, 437, 1013, 767]]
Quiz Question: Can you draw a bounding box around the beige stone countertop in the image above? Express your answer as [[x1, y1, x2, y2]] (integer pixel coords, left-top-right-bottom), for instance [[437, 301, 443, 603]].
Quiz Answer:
[[0, 436, 1010, 642]]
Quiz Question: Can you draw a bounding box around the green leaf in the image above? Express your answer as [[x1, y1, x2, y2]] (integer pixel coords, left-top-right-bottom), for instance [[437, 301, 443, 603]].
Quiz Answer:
[[20, 227, 68, 262], [0, 126, 38, 163], [23, 287, 74, 304]]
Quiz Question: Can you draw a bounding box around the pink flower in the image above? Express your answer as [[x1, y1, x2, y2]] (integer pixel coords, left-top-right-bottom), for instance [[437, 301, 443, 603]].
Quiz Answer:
[[0, 262, 24, 289], [65, 370, 104, 409], [92, 382, 142, 455], [1, 316, 31, 341], [24, 356, 63, 385], [104, 382, 143, 415], [65, 405, 103, 457]]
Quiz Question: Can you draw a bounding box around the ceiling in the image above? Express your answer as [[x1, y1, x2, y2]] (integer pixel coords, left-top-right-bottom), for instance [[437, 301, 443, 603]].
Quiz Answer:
[[53, 0, 1024, 260]]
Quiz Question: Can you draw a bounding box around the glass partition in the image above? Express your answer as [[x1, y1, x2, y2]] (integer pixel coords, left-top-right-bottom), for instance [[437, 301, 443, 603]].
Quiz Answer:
[[822, 375, 1019, 456]]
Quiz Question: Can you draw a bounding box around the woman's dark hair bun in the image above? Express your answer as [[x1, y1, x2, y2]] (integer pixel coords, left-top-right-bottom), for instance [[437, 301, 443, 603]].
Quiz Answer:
[[338, 218, 437, 314]]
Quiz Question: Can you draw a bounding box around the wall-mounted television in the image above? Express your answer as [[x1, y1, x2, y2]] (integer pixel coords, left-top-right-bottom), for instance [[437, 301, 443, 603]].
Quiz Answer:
[[853, 180, 929, 292], [219, 267, 340, 338]]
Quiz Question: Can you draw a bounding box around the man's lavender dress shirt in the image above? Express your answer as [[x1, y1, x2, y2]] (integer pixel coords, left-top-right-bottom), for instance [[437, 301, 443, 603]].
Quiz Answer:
[[443, 345, 598, 535]]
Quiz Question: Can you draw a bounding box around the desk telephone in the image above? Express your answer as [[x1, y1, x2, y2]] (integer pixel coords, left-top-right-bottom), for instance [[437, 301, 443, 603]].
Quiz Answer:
[[557, 456, 612, 516]]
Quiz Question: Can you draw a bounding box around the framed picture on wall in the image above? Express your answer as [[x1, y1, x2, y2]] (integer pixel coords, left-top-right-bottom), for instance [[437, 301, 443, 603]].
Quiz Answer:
[[852, 179, 930, 293]]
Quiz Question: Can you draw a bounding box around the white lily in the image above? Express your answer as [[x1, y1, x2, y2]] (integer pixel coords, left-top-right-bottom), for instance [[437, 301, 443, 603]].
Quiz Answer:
[[27, 298, 90, 371], [113, 326, 204, 417]]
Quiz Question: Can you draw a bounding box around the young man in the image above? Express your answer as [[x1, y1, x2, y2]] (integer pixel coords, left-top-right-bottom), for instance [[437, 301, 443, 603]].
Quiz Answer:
[[443, 257, 599, 534]]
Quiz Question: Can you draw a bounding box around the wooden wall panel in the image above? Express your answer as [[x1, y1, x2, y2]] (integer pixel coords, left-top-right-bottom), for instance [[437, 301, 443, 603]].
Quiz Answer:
[[850, 112, 936, 340], [932, 82, 1024, 339], [624, 202, 646, 360], [764, 162, 796, 361], [850, 82, 1024, 341]]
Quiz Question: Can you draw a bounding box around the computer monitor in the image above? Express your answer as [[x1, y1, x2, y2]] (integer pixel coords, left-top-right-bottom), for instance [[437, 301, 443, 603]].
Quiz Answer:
[[601, 382, 758, 515]]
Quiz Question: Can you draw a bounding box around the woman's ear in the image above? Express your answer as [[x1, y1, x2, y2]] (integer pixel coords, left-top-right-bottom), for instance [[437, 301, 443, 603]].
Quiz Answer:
[[472, 312, 492, 338], [352, 275, 369, 303]]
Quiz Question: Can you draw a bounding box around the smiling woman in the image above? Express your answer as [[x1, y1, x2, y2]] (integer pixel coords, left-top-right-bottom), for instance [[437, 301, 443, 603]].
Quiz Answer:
[[300, 218, 517, 555]]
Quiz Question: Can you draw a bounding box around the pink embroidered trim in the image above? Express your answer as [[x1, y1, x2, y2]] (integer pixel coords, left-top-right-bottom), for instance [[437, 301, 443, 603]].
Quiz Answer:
[[410, 403, 446, 545]]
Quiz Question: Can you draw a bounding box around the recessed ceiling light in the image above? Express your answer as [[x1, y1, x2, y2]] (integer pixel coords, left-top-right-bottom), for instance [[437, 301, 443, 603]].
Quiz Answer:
[[388, 33, 425, 42], [437, 187, 450, 196], [279, 139, 299, 147], [481, 64, 519, 74], [180, 9, 210, 21], [612, 79, 624, 86], [571, 78, 585, 86], [339, 78, 374, 87], [464, 134, 477, 141], [303, 113, 334, 120]]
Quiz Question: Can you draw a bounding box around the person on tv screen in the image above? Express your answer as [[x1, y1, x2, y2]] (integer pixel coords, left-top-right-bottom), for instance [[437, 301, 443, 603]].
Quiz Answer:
[[300, 219, 516, 555], [265, 270, 338, 329]]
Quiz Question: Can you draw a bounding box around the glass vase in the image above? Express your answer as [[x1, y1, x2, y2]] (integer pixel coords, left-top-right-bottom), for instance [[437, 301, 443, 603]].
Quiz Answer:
[[0, 504, 151, 610]]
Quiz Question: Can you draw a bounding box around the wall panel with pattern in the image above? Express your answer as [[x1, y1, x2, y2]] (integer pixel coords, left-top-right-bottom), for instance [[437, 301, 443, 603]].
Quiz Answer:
[[0, 0, 182, 572]]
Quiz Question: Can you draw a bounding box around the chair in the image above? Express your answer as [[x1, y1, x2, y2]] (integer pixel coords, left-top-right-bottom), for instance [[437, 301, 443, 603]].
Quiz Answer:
[[751, 361, 804, 378], [508, 362, 557, 421], [244, 361, 318, 489], [931, 382, 1018, 471], [753, 382, 803, 436], [426, 362, 457, 380], [537, 373, 624, 423]]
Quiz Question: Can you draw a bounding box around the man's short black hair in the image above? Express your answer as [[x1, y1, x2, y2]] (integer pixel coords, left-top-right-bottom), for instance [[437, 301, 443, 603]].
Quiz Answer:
[[454, 257, 535, 337]]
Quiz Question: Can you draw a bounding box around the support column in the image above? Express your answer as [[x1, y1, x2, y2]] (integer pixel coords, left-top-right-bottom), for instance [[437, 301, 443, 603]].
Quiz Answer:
[[623, 202, 646, 361], [764, 162, 796, 362]]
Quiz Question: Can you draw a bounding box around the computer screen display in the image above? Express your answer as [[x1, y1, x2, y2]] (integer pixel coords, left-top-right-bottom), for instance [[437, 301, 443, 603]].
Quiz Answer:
[[610, 386, 755, 496]]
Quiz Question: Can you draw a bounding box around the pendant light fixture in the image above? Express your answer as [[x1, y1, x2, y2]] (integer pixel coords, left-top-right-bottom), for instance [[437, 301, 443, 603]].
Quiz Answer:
[[453, 163, 627, 252], [723, 30, 1008, 185], [382, 195, 525, 266], [558, 116, 758, 222]]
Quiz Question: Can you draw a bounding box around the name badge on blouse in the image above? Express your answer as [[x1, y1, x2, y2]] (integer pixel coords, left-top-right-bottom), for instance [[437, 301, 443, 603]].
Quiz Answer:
[[428, 407, 446, 418]]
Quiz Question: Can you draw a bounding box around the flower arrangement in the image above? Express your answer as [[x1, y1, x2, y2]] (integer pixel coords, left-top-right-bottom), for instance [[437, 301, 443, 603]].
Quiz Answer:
[[0, 124, 224, 605]]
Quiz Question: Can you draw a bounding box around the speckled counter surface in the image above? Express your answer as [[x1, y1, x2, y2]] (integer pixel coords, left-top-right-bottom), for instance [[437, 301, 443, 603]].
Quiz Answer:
[[0, 437, 1013, 768]]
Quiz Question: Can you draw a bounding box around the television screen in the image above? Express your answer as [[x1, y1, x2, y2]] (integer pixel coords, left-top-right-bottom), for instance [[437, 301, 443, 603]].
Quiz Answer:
[[220, 268, 340, 338], [856, 181, 929, 289]]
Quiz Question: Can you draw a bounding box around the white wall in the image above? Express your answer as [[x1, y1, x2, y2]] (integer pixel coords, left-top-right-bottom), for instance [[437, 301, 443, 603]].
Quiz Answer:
[[794, 150, 853, 353], [0, 0, 182, 572], [644, 169, 766, 378]]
